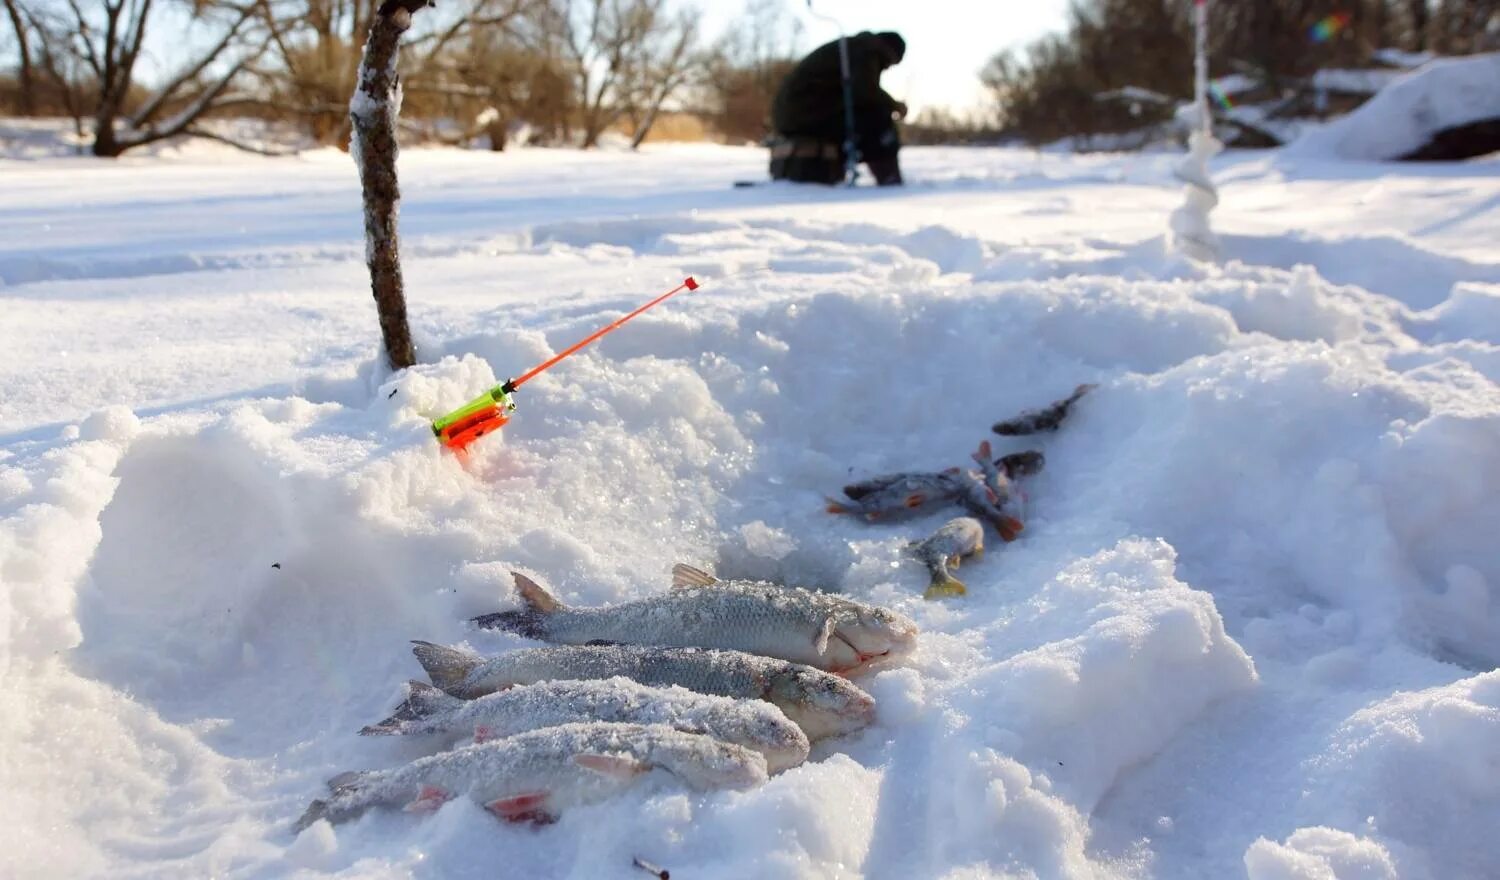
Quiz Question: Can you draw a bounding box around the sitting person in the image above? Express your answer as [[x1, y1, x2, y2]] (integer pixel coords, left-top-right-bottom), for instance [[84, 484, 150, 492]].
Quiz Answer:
[[769, 30, 907, 186]]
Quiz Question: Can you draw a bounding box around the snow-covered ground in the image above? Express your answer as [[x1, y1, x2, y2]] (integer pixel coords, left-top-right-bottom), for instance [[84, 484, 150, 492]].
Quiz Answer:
[[2, 137, 1498, 880]]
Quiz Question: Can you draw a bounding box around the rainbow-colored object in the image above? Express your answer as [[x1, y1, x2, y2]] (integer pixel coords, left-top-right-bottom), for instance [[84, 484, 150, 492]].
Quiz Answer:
[[431, 276, 700, 451], [1208, 82, 1235, 110], [1310, 12, 1351, 43]]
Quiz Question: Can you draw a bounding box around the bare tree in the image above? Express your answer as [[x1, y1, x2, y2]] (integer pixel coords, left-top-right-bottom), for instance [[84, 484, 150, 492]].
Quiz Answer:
[[2, 0, 35, 114], [701, 0, 801, 143], [351, 0, 431, 370], [547, 0, 673, 148], [50, 0, 268, 156], [625, 7, 700, 148]]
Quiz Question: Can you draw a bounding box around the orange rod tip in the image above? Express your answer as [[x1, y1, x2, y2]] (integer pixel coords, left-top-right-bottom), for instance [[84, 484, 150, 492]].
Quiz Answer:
[[684, 276, 699, 291]]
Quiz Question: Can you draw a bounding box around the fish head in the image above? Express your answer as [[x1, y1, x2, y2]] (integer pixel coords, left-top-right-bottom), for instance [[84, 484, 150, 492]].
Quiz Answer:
[[656, 738, 768, 791], [832, 606, 919, 670], [765, 667, 877, 741]]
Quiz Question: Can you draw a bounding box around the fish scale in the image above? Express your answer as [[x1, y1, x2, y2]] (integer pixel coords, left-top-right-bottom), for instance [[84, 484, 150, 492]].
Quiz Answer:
[[474, 567, 918, 673], [360, 677, 811, 773], [410, 642, 876, 742], [296, 722, 766, 831]]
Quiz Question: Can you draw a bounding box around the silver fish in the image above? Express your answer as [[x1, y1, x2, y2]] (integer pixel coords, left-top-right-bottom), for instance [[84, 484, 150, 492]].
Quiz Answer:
[[904, 517, 984, 599], [411, 641, 876, 741], [992, 383, 1097, 435], [472, 566, 918, 674], [294, 722, 765, 832], [361, 676, 811, 773]]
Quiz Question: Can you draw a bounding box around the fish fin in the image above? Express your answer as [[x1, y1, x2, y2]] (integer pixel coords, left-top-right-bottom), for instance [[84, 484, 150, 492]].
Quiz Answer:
[[814, 617, 835, 655], [360, 681, 463, 735], [973, 542, 985, 560], [293, 799, 329, 834], [574, 753, 650, 780], [672, 563, 719, 589], [404, 785, 452, 813], [998, 517, 1024, 542], [948, 554, 962, 570], [486, 792, 553, 823], [512, 571, 564, 613], [903, 493, 926, 509], [826, 498, 851, 514], [974, 440, 992, 463], [985, 486, 999, 504], [411, 641, 482, 695], [470, 572, 562, 638], [924, 576, 968, 599]]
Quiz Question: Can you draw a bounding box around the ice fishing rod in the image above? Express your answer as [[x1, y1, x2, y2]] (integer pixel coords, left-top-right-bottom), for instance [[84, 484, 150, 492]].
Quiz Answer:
[[806, 0, 859, 187], [431, 276, 700, 451]]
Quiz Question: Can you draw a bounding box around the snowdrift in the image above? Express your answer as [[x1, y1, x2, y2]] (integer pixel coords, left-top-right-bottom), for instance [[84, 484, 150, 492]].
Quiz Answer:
[[1288, 53, 1500, 161]]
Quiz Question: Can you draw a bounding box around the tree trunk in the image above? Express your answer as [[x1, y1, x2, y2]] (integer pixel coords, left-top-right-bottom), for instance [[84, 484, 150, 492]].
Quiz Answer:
[[349, 0, 428, 371], [2, 0, 34, 115]]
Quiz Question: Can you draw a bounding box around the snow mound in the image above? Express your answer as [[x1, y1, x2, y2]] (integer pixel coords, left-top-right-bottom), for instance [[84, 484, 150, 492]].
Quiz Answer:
[[1287, 53, 1500, 160], [1292, 672, 1500, 878], [1245, 827, 1399, 880]]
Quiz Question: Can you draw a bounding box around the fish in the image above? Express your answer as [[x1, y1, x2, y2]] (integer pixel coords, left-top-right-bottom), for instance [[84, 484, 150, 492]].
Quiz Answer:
[[360, 676, 811, 773], [992, 383, 1097, 436], [411, 641, 876, 741], [997, 450, 1045, 478], [472, 567, 918, 674], [968, 440, 1025, 541], [828, 472, 959, 519], [294, 722, 766, 832], [904, 517, 984, 599]]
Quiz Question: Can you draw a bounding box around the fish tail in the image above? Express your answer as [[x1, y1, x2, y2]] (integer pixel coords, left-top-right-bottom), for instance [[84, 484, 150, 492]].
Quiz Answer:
[[411, 641, 482, 694], [293, 799, 329, 834], [826, 498, 852, 514], [360, 681, 464, 735], [924, 573, 968, 599], [471, 571, 564, 636]]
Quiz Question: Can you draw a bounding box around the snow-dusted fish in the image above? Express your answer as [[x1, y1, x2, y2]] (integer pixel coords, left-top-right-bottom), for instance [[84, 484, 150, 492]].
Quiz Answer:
[[992, 383, 1096, 436], [998, 450, 1045, 478], [472, 567, 918, 674], [294, 722, 765, 832], [361, 676, 811, 773], [411, 641, 875, 741], [905, 517, 984, 599]]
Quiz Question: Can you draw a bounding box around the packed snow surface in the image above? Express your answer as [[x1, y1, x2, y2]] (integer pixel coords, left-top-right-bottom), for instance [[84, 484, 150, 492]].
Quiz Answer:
[[2, 136, 1499, 879]]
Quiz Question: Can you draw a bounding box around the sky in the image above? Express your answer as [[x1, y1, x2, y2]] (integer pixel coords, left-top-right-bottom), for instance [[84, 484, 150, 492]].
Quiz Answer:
[[698, 0, 1074, 115]]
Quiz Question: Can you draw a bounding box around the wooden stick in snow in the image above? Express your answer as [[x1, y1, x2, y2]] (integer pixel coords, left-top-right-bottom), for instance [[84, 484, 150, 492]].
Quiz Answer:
[[350, 0, 430, 371]]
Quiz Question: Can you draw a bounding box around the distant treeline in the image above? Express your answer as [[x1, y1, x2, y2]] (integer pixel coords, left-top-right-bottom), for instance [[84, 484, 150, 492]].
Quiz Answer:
[[984, 0, 1499, 146], [0, 0, 806, 156]]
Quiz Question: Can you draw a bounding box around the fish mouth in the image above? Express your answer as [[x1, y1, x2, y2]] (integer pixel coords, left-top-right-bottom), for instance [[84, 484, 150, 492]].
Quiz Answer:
[[831, 633, 892, 674]]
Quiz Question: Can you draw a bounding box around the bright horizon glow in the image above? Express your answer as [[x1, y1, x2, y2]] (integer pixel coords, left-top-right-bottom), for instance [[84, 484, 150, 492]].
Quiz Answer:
[[698, 0, 1073, 116]]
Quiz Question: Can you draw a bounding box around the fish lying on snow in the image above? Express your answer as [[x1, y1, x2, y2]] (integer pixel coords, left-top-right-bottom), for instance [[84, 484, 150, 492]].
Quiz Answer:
[[361, 676, 811, 773], [294, 722, 765, 832], [992, 383, 1096, 436], [905, 517, 984, 599], [411, 641, 875, 741], [828, 472, 959, 519], [472, 566, 917, 674], [831, 445, 1024, 541]]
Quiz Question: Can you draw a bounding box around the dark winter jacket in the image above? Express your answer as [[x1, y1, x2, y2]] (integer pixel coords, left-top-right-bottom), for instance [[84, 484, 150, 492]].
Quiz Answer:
[[772, 32, 904, 141]]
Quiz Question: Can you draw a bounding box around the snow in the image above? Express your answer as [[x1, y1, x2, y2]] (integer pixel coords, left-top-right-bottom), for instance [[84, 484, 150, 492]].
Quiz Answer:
[[1289, 53, 1500, 160], [2, 134, 1500, 878]]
